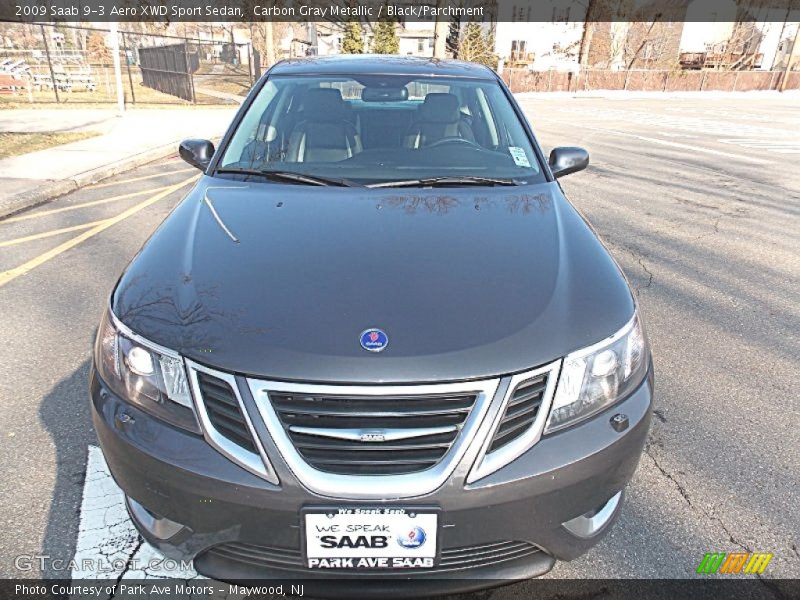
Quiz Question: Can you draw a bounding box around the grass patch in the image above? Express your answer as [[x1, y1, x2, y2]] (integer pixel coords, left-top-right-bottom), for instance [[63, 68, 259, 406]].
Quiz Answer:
[[0, 131, 101, 159]]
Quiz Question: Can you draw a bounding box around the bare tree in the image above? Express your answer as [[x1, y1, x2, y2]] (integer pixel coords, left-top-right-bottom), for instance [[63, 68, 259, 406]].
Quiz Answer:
[[624, 19, 661, 69]]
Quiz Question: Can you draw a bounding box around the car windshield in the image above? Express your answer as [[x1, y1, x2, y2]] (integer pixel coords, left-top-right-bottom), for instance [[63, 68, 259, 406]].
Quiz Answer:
[[217, 74, 545, 186]]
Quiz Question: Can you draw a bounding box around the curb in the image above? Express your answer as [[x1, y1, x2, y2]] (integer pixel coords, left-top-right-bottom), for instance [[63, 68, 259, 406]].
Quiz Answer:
[[0, 141, 181, 219]]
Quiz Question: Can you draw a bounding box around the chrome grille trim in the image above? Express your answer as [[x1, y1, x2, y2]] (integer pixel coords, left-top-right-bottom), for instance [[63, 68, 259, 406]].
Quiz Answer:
[[487, 373, 549, 453], [467, 360, 561, 484], [187, 359, 279, 484], [248, 377, 500, 499], [287, 425, 458, 442]]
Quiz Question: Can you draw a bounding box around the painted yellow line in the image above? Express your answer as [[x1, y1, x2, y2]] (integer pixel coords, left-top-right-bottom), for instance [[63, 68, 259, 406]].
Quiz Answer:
[[0, 174, 198, 289], [1, 185, 171, 224], [0, 219, 108, 248], [89, 166, 195, 189]]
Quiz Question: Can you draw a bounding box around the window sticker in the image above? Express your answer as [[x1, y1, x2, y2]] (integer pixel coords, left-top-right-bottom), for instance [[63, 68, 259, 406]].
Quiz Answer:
[[509, 146, 531, 168]]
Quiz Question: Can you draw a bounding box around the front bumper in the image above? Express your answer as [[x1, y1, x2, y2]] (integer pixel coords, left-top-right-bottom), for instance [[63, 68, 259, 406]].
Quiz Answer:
[[90, 365, 653, 593]]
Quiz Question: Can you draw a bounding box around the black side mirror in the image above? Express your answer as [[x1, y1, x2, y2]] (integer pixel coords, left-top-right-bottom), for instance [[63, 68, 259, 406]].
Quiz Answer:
[[179, 139, 215, 171], [549, 147, 589, 178]]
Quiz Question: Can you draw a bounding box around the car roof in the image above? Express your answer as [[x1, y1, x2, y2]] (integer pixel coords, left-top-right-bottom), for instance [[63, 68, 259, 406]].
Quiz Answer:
[[269, 54, 497, 80]]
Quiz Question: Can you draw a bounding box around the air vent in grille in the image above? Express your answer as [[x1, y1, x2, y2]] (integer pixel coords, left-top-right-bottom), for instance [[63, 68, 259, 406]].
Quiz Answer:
[[487, 373, 548, 453], [206, 542, 304, 570], [439, 540, 541, 569], [197, 372, 258, 454], [269, 392, 478, 475], [204, 540, 540, 572]]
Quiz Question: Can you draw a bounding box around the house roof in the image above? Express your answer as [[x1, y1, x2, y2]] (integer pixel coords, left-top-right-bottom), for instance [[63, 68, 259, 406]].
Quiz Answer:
[[269, 54, 496, 79]]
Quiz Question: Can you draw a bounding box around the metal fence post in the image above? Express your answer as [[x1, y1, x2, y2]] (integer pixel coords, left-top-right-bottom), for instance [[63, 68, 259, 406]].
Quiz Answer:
[[248, 43, 254, 87], [40, 24, 59, 103], [110, 22, 125, 113], [699, 70, 707, 92], [122, 31, 136, 105], [185, 37, 196, 103]]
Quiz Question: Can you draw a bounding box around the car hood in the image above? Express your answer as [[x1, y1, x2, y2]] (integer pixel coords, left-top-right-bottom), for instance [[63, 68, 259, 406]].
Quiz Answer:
[[112, 177, 634, 383]]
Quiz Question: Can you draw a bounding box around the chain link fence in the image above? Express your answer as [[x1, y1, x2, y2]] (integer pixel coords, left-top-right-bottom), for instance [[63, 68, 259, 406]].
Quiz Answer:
[[4, 22, 798, 104], [0, 22, 259, 105]]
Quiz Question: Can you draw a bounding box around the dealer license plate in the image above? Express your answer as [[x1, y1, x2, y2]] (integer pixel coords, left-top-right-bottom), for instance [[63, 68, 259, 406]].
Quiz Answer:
[[304, 508, 438, 569]]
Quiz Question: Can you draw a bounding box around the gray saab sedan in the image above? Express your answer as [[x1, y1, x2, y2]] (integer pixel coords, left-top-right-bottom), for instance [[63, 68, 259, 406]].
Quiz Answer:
[[91, 55, 653, 595]]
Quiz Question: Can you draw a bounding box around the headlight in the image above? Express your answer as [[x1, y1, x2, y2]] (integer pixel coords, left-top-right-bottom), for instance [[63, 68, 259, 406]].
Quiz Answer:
[[545, 312, 649, 434], [94, 309, 200, 433]]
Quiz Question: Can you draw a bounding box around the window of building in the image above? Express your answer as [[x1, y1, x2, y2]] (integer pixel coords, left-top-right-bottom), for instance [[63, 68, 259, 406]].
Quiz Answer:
[[511, 40, 527, 61]]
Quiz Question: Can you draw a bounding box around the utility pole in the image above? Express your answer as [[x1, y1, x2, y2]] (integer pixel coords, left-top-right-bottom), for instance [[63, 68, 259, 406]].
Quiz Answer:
[[433, 0, 448, 58], [779, 23, 799, 92], [265, 22, 275, 66]]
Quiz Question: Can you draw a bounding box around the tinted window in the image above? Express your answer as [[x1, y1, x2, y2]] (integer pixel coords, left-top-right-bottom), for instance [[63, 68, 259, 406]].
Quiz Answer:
[[218, 74, 544, 185]]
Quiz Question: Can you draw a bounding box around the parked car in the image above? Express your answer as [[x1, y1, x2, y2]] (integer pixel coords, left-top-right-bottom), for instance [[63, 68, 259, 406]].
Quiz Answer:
[[92, 55, 653, 595]]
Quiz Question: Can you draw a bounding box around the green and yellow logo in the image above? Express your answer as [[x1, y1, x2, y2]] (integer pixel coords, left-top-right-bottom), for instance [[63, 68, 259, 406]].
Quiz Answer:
[[696, 552, 773, 575]]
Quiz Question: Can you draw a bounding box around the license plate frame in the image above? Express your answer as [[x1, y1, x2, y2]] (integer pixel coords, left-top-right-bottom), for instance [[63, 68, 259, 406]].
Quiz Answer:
[[302, 506, 440, 570]]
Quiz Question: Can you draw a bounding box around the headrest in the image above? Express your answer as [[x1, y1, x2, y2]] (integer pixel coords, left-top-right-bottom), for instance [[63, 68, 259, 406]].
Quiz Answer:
[[302, 88, 345, 121], [418, 93, 460, 124]]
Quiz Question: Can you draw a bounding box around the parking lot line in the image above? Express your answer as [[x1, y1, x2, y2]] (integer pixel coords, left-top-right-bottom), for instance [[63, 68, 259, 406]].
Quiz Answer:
[[540, 118, 770, 165], [73, 446, 200, 580], [0, 186, 170, 224], [0, 219, 107, 248], [88, 166, 195, 189], [0, 174, 198, 289]]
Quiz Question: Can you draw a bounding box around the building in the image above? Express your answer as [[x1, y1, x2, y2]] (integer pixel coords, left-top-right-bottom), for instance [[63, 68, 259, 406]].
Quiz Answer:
[[398, 23, 436, 57], [309, 22, 344, 57], [492, 0, 585, 70], [495, 22, 584, 71], [772, 23, 800, 71], [680, 19, 800, 70]]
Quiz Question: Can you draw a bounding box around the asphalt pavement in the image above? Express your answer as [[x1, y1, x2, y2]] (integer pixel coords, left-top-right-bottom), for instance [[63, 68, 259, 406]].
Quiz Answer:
[[0, 96, 798, 593]]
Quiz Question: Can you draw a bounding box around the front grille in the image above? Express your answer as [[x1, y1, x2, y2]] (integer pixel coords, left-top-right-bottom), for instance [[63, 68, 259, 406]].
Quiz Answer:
[[206, 542, 304, 570], [439, 540, 541, 569], [197, 372, 258, 454], [487, 373, 548, 453], [205, 540, 540, 572], [269, 391, 478, 475]]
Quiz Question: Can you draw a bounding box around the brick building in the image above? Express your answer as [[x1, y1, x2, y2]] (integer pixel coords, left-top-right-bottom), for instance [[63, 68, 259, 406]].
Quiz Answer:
[[580, 0, 688, 69]]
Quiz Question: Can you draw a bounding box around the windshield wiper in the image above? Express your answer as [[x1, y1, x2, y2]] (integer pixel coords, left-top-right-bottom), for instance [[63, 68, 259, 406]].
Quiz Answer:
[[366, 176, 521, 189], [216, 168, 360, 187]]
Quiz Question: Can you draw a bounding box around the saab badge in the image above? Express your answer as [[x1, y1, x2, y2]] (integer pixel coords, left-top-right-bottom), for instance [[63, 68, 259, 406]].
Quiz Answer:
[[360, 328, 388, 353]]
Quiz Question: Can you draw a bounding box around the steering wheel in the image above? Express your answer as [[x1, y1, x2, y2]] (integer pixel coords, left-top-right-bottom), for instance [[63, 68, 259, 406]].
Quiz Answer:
[[426, 137, 483, 150]]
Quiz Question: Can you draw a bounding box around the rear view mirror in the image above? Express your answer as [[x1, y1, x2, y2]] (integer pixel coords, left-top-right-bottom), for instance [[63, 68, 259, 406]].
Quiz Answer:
[[362, 86, 408, 102], [549, 147, 589, 178], [179, 139, 215, 171]]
